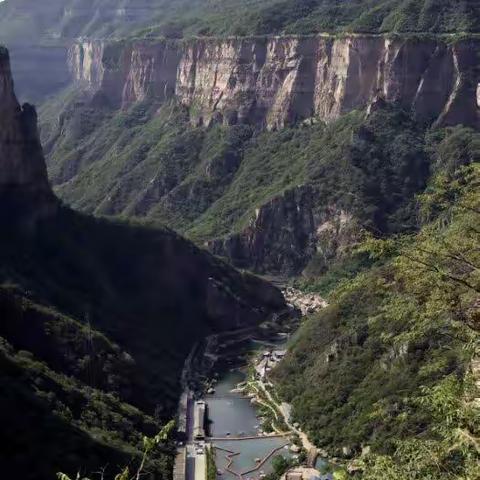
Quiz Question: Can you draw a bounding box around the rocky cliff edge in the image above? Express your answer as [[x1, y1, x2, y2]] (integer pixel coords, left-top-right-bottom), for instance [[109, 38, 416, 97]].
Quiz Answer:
[[69, 35, 480, 130]]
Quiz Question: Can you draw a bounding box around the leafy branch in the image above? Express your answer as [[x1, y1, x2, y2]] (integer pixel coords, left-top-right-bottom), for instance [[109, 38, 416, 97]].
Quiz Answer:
[[57, 420, 175, 480]]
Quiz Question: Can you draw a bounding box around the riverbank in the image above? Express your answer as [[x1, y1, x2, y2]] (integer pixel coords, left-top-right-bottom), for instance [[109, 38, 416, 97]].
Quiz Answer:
[[173, 309, 299, 480], [238, 359, 320, 456], [174, 288, 334, 480], [204, 367, 297, 480], [236, 346, 342, 480]]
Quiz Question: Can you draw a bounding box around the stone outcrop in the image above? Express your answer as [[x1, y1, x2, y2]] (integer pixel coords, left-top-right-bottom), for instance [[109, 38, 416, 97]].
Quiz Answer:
[[282, 287, 328, 315], [207, 186, 359, 275], [69, 35, 480, 129], [207, 186, 316, 274], [0, 47, 56, 223]]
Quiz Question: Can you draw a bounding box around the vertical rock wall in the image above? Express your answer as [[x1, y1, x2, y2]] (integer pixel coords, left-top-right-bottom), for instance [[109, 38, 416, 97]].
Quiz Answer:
[[69, 35, 480, 129], [0, 48, 56, 222]]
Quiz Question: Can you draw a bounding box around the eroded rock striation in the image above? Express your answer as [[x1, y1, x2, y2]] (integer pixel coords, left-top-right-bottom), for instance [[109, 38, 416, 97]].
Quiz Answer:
[[0, 47, 57, 222], [207, 186, 359, 275], [207, 186, 316, 273], [69, 35, 480, 129]]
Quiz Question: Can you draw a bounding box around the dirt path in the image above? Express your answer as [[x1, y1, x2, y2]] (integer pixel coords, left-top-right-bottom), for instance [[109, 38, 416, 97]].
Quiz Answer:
[[257, 380, 317, 453]]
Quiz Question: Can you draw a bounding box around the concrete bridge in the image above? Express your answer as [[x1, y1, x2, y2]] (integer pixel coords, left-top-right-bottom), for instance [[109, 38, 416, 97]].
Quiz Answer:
[[209, 433, 288, 441]]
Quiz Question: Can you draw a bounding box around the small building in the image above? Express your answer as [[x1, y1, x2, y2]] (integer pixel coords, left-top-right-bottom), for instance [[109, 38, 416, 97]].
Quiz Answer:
[[193, 401, 206, 440], [286, 472, 303, 480], [284, 467, 323, 480]]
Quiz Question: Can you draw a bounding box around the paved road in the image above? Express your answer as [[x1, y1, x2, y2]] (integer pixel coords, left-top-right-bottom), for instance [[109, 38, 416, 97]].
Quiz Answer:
[[186, 392, 194, 441], [184, 391, 206, 480], [186, 446, 196, 480]]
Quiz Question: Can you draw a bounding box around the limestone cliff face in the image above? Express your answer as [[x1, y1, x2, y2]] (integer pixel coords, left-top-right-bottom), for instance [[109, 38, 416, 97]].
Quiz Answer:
[[207, 186, 358, 275], [69, 35, 480, 129], [0, 48, 56, 222], [68, 40, 181, 108]]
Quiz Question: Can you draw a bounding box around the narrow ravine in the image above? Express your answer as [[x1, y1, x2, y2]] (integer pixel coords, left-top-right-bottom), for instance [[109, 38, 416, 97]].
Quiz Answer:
[[175, 291, 333, 480]]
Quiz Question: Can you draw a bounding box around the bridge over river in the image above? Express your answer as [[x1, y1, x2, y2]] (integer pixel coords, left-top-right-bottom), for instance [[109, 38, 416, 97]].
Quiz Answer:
[[173, 335, 334, 480]]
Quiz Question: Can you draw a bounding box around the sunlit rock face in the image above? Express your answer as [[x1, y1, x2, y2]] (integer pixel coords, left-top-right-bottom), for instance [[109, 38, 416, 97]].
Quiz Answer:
[[69, 35, 480, 130], [0, 48, 56, 223]]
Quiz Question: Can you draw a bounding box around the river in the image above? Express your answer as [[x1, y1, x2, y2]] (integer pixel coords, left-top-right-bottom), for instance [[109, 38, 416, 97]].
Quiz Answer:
[[200, 339, 334, 480]]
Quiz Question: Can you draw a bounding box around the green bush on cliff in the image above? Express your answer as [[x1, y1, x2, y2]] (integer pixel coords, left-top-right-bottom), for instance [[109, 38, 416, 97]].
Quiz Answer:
[[206, 445, 217, 480], [0, 330, 174, 480]]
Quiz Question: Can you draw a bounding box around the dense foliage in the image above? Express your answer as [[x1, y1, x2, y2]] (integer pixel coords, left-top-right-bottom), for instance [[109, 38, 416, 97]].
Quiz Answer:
[[206, 445, 217, 480], [41, 99, 432, 272], [0, 287, 173, 479], [140, 0, 480, 38], [273, 156, 480, 477], [1, 0, 480, 48]]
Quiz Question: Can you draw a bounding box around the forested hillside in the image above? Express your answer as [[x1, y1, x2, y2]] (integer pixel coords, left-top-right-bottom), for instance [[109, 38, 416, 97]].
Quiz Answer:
[[41, 96, 457, 274], [273, 135, 480, 478], [0, 206, 285, 479], [0, 286, 173, 479], [140, 0, 480, 37], [1, 0, 479, 44]]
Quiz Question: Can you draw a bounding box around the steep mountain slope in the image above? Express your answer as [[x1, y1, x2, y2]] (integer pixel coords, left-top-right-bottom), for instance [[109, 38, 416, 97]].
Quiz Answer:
[[141, 0, 480, 37], [42, 97, 433, 274], [273, 138, 480, 478], [0, 46, 285, 479], [0, 287, 172, 480], [37, 32, 480, 275], [1, 0, 479, 42]]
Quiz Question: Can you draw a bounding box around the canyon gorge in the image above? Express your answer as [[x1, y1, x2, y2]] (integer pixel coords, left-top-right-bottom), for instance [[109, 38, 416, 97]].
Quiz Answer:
[[0, 1, 478, 479], [0, 43, 287, 478], [39, 33, 470, 274]]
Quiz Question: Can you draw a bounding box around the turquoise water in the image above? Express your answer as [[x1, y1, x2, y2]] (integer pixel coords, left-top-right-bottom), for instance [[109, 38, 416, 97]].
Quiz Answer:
[[205, 366, 293, 480], [206, 371, 258, 437], [215, 438, 291, 479], [204, 337, 333, 480]]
